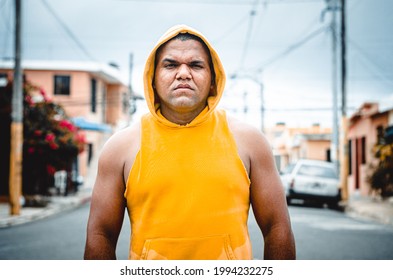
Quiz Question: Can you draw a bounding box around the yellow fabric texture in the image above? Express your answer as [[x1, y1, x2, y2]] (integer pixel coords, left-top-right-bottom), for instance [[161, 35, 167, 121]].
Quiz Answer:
[[124, 25, 252, 260]]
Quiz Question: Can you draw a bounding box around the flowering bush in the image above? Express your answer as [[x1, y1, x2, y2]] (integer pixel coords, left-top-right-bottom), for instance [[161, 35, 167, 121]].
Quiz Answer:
[[22, 81, 86, 175], [1, 79, 87, 195]]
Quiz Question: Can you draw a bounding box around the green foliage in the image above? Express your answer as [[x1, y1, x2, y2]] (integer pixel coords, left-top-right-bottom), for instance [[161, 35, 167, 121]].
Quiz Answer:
[[369, 142, 393, 197]]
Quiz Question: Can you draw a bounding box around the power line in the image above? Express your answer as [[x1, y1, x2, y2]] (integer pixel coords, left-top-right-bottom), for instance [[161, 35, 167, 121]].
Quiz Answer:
[[265, 106, 356, 111], [255, 24, 330, 72], [116, 0, 322, 4], [238, 0, 260, 70], [348, 38, 393, 87], [212, 13, 250, 44], [40, 0, 96, 61]]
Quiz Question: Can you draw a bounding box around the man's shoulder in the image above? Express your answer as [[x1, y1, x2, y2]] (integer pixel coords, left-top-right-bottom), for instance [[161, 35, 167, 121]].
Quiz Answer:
[[225, 113, 262, 137], [101, 121, 140, 155]]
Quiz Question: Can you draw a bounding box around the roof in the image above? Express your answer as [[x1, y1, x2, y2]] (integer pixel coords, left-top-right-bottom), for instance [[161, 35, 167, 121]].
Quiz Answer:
[[0, 59, 128, 85]]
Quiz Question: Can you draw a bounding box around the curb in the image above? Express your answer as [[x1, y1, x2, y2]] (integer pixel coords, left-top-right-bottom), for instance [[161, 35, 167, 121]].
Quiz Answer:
[[344, 200, 393, 227], [0, 191, 92, 229]]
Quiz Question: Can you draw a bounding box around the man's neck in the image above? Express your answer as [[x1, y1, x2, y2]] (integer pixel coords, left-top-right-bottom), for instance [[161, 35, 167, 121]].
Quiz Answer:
[[160, 106, 207, 126]]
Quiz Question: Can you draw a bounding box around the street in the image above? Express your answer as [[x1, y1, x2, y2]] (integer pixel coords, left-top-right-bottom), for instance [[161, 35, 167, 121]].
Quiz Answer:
[[0, 203, 392, 260]]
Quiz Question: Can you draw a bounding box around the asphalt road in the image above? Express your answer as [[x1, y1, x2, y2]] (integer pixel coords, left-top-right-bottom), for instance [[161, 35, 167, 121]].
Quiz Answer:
[[0, 202, 392, 260]]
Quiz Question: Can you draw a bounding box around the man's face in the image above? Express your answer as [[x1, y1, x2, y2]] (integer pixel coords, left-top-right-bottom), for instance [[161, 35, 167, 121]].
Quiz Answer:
[[154, 39, 213, 120]]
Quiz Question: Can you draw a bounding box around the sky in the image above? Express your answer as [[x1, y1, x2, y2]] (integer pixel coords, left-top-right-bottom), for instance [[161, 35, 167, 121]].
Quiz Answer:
[[1, 0, 392, 129]]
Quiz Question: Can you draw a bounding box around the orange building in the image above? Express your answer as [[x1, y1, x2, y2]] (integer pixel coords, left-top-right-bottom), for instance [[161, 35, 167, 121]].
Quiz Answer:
[[266, 123, 332, 171]]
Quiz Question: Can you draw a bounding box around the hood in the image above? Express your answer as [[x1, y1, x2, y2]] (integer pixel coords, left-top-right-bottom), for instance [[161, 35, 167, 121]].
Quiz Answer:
[[143, 24, 226, 127]]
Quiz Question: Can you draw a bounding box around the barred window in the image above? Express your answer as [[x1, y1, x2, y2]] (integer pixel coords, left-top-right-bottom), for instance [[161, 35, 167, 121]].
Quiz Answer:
[[54, 75, 71, 95]]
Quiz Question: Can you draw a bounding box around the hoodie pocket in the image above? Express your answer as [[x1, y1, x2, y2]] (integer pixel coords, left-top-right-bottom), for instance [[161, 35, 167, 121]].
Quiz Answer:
[[140, 234, 236, 260]]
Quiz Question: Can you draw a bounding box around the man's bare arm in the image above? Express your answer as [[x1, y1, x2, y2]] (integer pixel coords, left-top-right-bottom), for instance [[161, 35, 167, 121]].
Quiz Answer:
[[248, 129, 296, 259], [84, 130, 131, 259]]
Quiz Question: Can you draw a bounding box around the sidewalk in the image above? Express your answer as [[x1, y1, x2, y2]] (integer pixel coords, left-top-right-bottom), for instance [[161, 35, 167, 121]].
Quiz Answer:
[[0, 151, 98, 229], [343, 195, 393, 226], [0, 186, 93, 228], [1, 183, 393, 228]]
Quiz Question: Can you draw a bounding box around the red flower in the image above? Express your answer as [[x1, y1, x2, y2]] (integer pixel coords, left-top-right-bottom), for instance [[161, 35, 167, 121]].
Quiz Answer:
[[49, 142, 59, 150], [59, 120, 76, 132], [46, 165, 56, 175], [34, 130, 42, 136], [28, 147, 35, 154], [25, 95, 34, 106], [45, 133, 55, 142]]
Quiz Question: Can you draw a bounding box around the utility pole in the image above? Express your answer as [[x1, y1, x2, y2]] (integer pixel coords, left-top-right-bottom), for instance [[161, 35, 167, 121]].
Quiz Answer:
[[128, 52, 136, 118], [322, 0, 339, 167], [339, 0, 349, 201], [259, 80, 265, 133], [9, 0, 23, 215], [230, 74, 264, 132], [330, 0, 339, 167]]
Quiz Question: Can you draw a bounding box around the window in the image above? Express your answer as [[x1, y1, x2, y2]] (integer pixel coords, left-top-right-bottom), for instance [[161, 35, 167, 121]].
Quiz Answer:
[[298, 164, 338, 179], [0, 73, 7, 88], [54, 75, 71, 95], [91, 78, 96, 113], [122, 92, 129, 114], [361, 136, 366, 164], [348, 139, 352, 175], [377, 125, 385, 145]]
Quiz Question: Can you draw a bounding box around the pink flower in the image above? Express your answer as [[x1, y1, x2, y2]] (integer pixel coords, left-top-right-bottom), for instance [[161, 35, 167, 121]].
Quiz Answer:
[[28, 147, 35, 154], [45, 133, 55, 142], [25, 95, 34, 106], [59, 120, 76, 132]]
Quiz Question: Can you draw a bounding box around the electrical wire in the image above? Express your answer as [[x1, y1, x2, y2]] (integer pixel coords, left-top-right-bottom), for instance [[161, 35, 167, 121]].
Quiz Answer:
[[115, 0, 322, 4], [212, 13, 250, 45], [238, 0, 260, 70], [255, 24, 330, 72], [40, 0, 96, 61]]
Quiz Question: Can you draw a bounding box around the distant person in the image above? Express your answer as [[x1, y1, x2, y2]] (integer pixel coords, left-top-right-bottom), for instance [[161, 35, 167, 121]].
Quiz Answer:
[[84, 25, 296, 260]]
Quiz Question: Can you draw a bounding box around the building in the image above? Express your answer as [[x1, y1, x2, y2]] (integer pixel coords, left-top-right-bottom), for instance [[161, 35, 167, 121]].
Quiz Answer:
[[347, 102, 393, 197], [266, 123, 332, 171], [0, 60, 131, 195]]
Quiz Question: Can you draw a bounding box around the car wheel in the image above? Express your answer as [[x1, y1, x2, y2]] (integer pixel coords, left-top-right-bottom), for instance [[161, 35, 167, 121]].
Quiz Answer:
[[327, 200, 339, 210]]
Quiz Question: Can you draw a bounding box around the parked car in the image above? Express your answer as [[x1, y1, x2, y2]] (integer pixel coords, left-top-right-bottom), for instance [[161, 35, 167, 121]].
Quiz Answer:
[[280, 159, 341, 208]]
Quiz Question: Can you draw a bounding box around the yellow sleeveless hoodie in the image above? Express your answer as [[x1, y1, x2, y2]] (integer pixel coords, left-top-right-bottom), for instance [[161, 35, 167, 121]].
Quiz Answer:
[[124, 25, 252, 260]]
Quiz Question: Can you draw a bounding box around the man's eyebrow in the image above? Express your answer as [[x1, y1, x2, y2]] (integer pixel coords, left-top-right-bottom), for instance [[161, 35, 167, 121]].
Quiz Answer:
[[189, 60, 205, 65], [160, 58, 206, 65], [161, 58, 177, 64]]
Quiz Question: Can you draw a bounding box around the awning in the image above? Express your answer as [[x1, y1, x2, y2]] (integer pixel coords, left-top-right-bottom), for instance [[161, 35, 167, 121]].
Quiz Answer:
[[71, 117, 112, 132]]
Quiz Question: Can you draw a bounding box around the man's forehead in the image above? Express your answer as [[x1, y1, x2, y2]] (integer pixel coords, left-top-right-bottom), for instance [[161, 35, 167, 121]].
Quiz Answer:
[[156, 39, 210, 61]]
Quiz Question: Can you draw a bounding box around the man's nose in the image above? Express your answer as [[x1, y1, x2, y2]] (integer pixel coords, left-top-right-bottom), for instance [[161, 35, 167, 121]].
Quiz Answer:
[[176, 64, 191, 80]]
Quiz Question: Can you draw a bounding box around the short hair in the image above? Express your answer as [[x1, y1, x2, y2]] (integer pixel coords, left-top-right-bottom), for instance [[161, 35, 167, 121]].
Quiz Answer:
[[154, 32, 216, 84]]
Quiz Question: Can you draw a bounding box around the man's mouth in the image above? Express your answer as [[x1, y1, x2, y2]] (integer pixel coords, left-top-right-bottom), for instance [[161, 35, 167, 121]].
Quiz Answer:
[[175, 84, 192, 90]]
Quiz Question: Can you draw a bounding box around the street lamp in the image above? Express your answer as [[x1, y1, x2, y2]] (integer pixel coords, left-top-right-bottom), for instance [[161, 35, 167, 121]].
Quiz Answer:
[[230, 73, 265, 133]]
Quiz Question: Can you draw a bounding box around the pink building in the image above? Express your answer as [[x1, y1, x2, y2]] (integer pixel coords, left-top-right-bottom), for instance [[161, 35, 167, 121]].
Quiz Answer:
[[0, 60, 130, 180], [347, 103, 393, 197]]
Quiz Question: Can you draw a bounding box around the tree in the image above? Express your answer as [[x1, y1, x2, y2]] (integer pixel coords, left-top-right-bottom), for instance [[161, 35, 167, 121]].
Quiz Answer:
[[368, 127, 393, 198]]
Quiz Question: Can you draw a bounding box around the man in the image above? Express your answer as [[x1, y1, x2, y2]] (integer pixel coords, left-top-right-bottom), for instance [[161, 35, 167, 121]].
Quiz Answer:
[[84, 25, 295, 260]]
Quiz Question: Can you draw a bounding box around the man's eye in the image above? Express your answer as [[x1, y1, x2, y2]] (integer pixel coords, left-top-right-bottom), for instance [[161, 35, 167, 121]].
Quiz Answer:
[[164, 64, 176, 68], [191, 64, 203, 69]]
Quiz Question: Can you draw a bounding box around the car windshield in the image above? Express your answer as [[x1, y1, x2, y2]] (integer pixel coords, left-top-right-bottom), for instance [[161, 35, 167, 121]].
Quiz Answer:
[[297, 164, 338, 179]]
